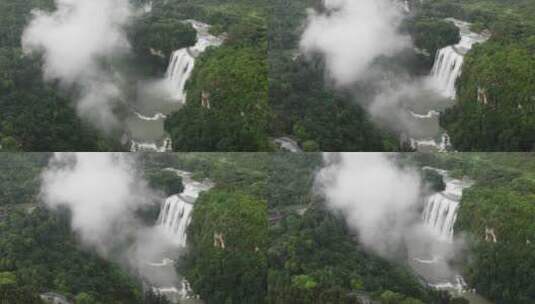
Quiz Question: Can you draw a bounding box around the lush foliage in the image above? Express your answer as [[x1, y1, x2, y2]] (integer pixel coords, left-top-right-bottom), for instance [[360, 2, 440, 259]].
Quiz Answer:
[[267, 153, 322, 209], [0, 153, 49, 207], [0, 208, 143, 303], [166, 44, 270, 151], [442, 44, 535, 151], [128, 12, 197, 75], [147, 170, 185, 196], [269, 207, 437, 304], [404, 17, 460, 68], [181, 190, 268, 304], [140, 152, 271, 198], [422, 168, 446, 192]]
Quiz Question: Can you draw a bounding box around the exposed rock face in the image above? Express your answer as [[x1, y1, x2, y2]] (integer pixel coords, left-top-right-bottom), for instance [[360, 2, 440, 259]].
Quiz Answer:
[[477, 87, 489, 105], [149, 47, 165, 58], [201, 91, 211, 109], [40, 292, 72, 304], [485, 227, 497, 243], [214, 232, 225, 249]]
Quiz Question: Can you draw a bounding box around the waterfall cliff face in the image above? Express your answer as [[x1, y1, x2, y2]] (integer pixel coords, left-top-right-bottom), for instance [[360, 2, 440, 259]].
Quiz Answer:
[[148, 169, 213, 302], [430, 47, 464, 99], [157, 195, 193, 247], [156, 169, 213, 246], [405, 19, 488, 151], [422, 168, 470, 241], [422, 187, 460, 241], [165, 20, 223, 102], [166, 49, 195, 102], [429, 18, 489, 99], [143, 1, 152, 13], [128, 20, 223, 152], [408, 168, 473, 292]]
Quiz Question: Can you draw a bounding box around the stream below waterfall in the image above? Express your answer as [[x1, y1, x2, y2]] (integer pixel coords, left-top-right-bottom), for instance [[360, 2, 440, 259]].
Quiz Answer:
[[408, 167, 492, 304], [142, 169, 213, 303], [126, 20, 223, 152], [401, 18, 489, 152]]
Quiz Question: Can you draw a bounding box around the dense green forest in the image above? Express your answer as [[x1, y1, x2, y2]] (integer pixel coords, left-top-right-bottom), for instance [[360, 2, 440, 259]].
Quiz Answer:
[[181, 190, 267, 303], [411, 153, 535, 304], [403, 16, 461, 70], [410, 0, 535, 151], [0, 208, 143, 304]]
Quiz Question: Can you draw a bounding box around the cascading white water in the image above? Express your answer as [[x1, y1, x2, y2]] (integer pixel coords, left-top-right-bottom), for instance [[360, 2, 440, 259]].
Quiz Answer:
[[430, 47, 464, 99], [422, 168, 469, 241], [129, 20, 223, 152], [166, 49, 195, 102], [165, 20, 223, 102], [273, 137, 302, 153], [412, 169, 493, 302], [149, 169, 213, 302], [142, 1, 152, 13], [404, 19, 490, 151], [156, 169, 213, 245], [157, 195, 193, 247], [429, 18, 489, 99], [410, 133, 451, 153], [422, 191, 460, 241]]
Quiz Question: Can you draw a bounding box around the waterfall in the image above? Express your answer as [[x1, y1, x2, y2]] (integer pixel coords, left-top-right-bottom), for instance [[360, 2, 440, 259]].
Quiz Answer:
[[149, 169, 213, 302], [166, 49, 195, 102], [422, 168, 470, 241], [273, 137, 302, 153], [428, 18, 489, 99], [422, 192, 459, 240], [157, 195, 193, 247], [165, 20, 223, 102], [430, 47, 464, 99], [413, 168, 489, 299], [128, 20, 223, 153], [156, 169, 213, 246], [143, 1, 152, 13], [404, 0, 410, 13]]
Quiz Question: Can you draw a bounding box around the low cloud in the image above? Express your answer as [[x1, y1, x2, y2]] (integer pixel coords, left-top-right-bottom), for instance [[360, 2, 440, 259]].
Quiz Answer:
[[315, 153, 422, 257], [300, 0, 410, 86], [40, 153, 181, 289], [315, 153, 465, 283], [22, 0, 134, 130]]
